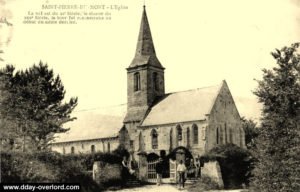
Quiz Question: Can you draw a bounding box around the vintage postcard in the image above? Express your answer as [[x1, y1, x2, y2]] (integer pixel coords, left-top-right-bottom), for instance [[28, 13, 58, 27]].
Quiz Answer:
[[1, 0, 299, 191]]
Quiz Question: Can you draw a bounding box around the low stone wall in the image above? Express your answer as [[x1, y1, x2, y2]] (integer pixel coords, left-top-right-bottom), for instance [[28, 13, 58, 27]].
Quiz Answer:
[[202, 160, 224, 188], [93, 161, 122, 184]]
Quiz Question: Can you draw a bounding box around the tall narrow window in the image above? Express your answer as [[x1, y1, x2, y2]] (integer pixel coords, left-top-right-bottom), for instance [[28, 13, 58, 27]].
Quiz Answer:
[[107, 142, 110, 153], [63, 147, 66, 154], [134, 72, 140, 91], [130, 140, 134, 149], [153, 72, 159, 91], [177, 125, 182, 141], [151, 129, 158, 149], [193, 124, 198, 144], [240, 128, 243, 147], [170, 128, 173, 150], [102, 142, 105, 152], [187, 127, 190, 147], [224, 123, 227, 144], [219, 125, 223, 144], [91, 145, 95, 153], [229, 129, 233, 143], [71, 146, 75, 154], [216, 127, 219, 144]]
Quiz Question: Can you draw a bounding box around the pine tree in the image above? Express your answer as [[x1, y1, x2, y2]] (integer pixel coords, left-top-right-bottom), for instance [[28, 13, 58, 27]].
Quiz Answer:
[[0, 62, 78, 151], [251, 43, 300, 191]]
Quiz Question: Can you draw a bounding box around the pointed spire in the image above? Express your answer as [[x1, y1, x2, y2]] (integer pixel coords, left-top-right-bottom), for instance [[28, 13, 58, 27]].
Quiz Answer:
[[136, 5, 155, 56], [128, 6, 164, 69]]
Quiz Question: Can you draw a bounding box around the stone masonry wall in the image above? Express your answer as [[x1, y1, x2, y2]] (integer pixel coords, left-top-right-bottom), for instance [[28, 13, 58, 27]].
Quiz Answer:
[[206, 82, 246, 151], [51, 138, 119, 154], [137, 120, 208, 158], [202, 160, 224, 188]]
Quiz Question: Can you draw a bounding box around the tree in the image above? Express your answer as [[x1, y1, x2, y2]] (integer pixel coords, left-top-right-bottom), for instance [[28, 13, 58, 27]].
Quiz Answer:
[[0, 65, 19, 150], [241, 117, 259, 149], [0, 62, 78, 151], [251, 43, 300, 191]]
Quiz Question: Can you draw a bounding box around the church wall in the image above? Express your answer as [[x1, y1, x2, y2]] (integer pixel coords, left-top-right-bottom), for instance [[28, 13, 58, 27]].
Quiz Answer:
[[51, 137, 119, 154], [206, 83, 245, 151], [138, 120, 208, 158], [124, 122, 140, 153]]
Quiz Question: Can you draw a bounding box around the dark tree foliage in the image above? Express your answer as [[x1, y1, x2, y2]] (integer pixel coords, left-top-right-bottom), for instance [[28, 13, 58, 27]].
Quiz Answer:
[[0, 65, 19, 150], [251, 43, 300, 192], [241, 117, 259, 149], [0, 62, 78, 151]]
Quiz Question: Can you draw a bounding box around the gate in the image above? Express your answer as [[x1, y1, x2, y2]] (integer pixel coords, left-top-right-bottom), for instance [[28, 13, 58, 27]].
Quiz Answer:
[[147, 159, 159, 183], [169, 159, 177, 183]]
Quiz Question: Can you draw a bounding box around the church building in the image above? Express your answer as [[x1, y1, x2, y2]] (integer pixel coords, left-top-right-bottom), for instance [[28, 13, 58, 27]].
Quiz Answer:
[[52, 6, 245, 182]]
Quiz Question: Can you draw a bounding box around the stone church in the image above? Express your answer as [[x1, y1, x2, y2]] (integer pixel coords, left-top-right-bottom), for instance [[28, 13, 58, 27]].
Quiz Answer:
[[52, 6, 245, 182]]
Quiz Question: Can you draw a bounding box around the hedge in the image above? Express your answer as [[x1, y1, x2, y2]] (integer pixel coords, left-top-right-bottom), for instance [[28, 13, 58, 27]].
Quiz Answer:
[[1, 145, 129, 191], [202, 143, 255, 189], [1, 151, 103, 192]]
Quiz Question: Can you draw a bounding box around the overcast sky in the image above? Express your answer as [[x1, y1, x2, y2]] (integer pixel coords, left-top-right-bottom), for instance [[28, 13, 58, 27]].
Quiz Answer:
[[1, 0, 300, 112]]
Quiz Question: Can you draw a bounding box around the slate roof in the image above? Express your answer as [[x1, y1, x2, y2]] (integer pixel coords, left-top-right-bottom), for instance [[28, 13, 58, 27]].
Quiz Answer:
[[141, 83, 223, 126], [52, 82, 262, 143], [53, 105, 127, 143]]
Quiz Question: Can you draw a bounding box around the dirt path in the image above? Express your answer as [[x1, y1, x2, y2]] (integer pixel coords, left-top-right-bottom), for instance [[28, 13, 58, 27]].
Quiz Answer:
[[105, 184, 246, 192]]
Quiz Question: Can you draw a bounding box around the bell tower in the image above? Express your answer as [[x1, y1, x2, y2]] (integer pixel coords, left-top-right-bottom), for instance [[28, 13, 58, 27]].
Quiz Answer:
[[124, 6, 165, 123]]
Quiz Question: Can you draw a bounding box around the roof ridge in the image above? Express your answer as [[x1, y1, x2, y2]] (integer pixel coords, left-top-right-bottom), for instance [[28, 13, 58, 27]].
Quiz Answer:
[[166, 82, 222, 95]]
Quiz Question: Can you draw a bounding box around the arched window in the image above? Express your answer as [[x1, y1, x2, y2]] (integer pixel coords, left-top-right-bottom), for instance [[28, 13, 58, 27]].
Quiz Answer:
[[71, 146, 75, 154], [177, 125, 182, 141], [151, 129, 158, 149], [193, 124, 198, 144], [187, 127, 190, 147], [153, 72, 159, 91], [107, 142, 110, 153], [91, 145, 95, 153], [134, 72, 141, 91]]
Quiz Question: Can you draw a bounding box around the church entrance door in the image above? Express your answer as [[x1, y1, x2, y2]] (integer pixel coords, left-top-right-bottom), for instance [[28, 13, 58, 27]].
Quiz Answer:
[[147, 159, 159, 183], [146, 153, 159, 183]]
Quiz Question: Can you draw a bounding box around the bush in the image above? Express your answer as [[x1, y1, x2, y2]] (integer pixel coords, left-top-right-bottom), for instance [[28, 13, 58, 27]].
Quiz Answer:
[[1, 146, 130, 191], [60, 145, 129, 170], [1, 151, 103, 192], [202, 143, 255, 189]]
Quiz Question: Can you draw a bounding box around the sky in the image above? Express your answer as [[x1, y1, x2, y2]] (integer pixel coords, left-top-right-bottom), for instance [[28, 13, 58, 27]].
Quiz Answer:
[[0, 0, 299, 117]]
